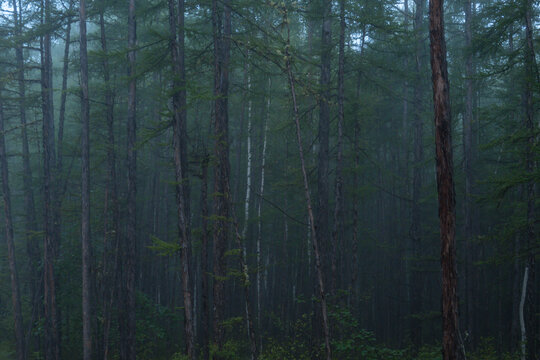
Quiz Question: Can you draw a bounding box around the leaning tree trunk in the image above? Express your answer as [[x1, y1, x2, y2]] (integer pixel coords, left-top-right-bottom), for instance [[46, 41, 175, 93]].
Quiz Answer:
[[284, 9, 331, 359], [428, 1, 460, 359], [168, 0, 195, 357], [0, 90, 25, 360], [79, 0, 92, 359]]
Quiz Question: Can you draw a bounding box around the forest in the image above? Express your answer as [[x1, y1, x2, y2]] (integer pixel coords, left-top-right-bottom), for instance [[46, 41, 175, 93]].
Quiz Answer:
[[0, 0, 538, 359]]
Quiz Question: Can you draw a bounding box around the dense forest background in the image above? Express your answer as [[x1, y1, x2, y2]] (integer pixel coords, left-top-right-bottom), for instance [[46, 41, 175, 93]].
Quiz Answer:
[[0, 0, 538, 359]]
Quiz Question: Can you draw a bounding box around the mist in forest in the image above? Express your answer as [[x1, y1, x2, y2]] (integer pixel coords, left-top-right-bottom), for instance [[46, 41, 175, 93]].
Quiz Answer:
[[0, 0, 538, 359]]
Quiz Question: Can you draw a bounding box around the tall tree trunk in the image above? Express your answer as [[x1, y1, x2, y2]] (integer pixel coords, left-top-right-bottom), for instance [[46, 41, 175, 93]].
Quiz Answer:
[[463, 0, 475, 343], [41, 0, 59, 357], [410, 0, 425, 352], [211, 0, 231, 353], [168, 0, 195, 357], [257, 77, 271, 349], [99, 1, 120, 357], [428, 1, 460, 359], [332, 0, 345, 293], [200, 154, 210, 360], [122, 0, 137, 358], [0, 91, 25, 360], [11, 2, 40, 352], [79, 1, 92, 358], [317, 0, 332, 292], [523, 1, 537, 358], [284, 12, 331, 359]]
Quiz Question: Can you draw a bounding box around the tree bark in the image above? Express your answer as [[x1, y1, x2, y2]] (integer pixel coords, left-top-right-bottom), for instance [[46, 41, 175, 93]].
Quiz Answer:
[[410, 0, 425, 352], [463, 0, 475, 343], [79, 0, 92, 358], [200, 154, 210, 360], [332, 0, 346, 293], [0, 90, 25, 360], [428, 1, 460, 359], [99, 2, 120, 358], [168, 0, 195, 357], [41, 0, 59, 357], [317, 0, 332, 292], [122, 0, 137, 358], [284, 10, 331, 359], [211, 0, 232, 353]]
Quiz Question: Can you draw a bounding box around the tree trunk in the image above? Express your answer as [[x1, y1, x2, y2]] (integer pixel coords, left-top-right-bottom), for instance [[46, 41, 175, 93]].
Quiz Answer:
[[332, 0, 346, 293], [523, 1, 537, 358], [122, 0, 137, 358], [0, 90, 25, 360], [200, 154, 210, 360], [168, 0, 195, 357], [79, 1, 92, 358], [463, 0, 475, 343], [284, 13, 331, 359], [428, 1, 460, 359], [410, 0, 425, 352], [211, 0, 232, 353], [11, 2, 40, 352], [317, 0, 332, 292], [99, 1, 120, 357], [41, 0, 59, 357]]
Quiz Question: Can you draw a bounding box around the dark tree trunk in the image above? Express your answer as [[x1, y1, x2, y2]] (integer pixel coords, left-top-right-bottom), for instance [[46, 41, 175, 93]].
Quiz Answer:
[[410, 0, 425, 352], [11, 2, 40, 351], [41, 0, 59, 358], [428, 1, 460, 359], [79, 1, 92, 358], [122, 0, 137, 358], [168, 0, 195, 357], [317, 0, 332, 292], [284, 13, 331, 359], [523, 1, 537, 358], [463, 0, 475, 343], [211, 0, 231, 353], [0, 91, 25, 360], [99, 2, 120, 358], [200, 154, 210, 360], [332, 0, 345, 293]]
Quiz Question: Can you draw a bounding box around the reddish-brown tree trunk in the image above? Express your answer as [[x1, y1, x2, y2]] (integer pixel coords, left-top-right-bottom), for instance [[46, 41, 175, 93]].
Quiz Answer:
[[428, 1, 460, 359]]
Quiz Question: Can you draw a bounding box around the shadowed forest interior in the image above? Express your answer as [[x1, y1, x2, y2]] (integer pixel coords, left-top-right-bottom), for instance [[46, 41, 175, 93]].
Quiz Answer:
[[0, 0, 538, 359]]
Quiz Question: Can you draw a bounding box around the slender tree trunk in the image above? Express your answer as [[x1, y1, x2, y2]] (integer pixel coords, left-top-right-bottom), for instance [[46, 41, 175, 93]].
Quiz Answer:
[[168, 0, 195, 357], [123, 0, 137, 358], [332, 0, 346, 293], [0, 91, 25, 360], [284, 11, 331, 359], [410, 0, 425, 352], [99, 2, 120, 357], [317, 0, 332, 292], [41, 0, 59, 357], [79, 1, 92, 358], [428, 1, 460, 359], [200, 154, 210, 360], [463, 0, 475, 343], [257, 77, 270, 351], [520, 266, 529, 360], [523, 2, 537, 359], [211, 0, 231, 353], [11, 2, 40, 352]]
